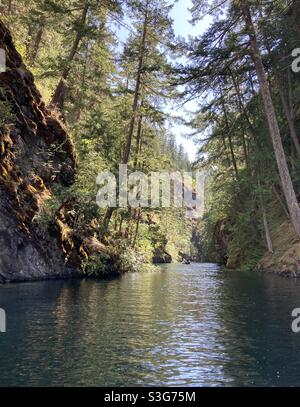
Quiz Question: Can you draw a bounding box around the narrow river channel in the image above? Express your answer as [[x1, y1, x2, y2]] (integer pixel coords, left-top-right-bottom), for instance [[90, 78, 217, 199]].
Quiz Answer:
[[1, 263, 300, 386]]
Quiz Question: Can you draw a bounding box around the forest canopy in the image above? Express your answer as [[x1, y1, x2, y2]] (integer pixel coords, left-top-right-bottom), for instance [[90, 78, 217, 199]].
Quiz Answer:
[[1, 0, 300, 275]]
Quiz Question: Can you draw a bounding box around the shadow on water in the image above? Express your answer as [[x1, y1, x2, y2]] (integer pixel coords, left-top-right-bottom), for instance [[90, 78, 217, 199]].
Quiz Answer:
[[0, 264, 300, 386], [217, 270, 300, 386]]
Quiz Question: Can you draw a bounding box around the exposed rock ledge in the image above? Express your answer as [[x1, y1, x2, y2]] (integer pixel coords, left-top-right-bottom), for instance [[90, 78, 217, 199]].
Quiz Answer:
[[0, 20, 81, 283], [256, 219, 300, 278]]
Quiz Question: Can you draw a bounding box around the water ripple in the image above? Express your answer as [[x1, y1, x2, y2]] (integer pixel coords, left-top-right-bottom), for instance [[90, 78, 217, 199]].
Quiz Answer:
[[1, 263, 300, 386]]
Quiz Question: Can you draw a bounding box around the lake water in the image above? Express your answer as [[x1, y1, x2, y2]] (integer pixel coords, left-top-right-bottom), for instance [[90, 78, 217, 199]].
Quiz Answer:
[[1, 263, 300, 386]]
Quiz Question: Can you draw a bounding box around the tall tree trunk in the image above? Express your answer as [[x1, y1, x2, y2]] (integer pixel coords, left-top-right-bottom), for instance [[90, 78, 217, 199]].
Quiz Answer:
[[274, 72, 300, 156], [73, 51, 88, 122], [227, 133, 238, 177], [101, 2, 149, 234], [101, 207, 114, 235], [25, 24, 34, 59], [272, 185, 290, 219], [51, 3, 89, 111], [242, 132, 249, 165], [242, 4, 300, 240], [258, 179, 273, 253], [228, 70, 250, 165], [132, 208, 141, 248], [291, 0, 300, 34], [134, 110, 143, 168], [261, 33, 300, 157], [29, 15, 46, 66], [122, 2, 148, 165], [261, 204, 273, 253], [229, 68, 256, 136], [220, 94, 239, 177], [220, 133, 232, 167], [114, 213, 118, 231]]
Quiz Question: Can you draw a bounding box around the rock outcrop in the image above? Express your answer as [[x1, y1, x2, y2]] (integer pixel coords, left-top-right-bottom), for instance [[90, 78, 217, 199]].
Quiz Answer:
[[256, 218, 300, 278], [152, 247, 172, 264], [0, 20, 81, 282]]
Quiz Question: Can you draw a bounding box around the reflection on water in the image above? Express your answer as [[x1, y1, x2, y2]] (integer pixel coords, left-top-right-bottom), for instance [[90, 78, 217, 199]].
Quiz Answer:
[[0, 263, 300, 386]]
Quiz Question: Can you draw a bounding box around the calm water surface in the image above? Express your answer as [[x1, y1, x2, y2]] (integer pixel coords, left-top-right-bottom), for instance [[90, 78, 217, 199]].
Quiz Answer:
[[1, 263, 300, 386]]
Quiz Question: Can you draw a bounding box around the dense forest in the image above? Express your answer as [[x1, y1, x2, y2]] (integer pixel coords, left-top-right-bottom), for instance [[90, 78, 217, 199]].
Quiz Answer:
[[1, 0, 300, 280]]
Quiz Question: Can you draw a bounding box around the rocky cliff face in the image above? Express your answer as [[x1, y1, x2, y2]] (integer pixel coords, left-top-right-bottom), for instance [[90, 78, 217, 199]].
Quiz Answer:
[[0, 20, 81, 282], [256, 216, 300, 278]]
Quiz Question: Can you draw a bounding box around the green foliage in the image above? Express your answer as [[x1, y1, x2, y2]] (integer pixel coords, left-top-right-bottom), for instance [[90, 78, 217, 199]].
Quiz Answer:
[[3, 0, 193, 273], [118, 243, 156, 274], [84, 242, 155, 278], [83, 252, 116, 278], [34, 193, 62, 233], [184, 0, 300, 270]]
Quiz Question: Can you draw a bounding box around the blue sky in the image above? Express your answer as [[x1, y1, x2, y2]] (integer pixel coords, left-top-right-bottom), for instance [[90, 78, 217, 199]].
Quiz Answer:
[[169, 0, 211, 161], [112, 0, 211, 161]]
